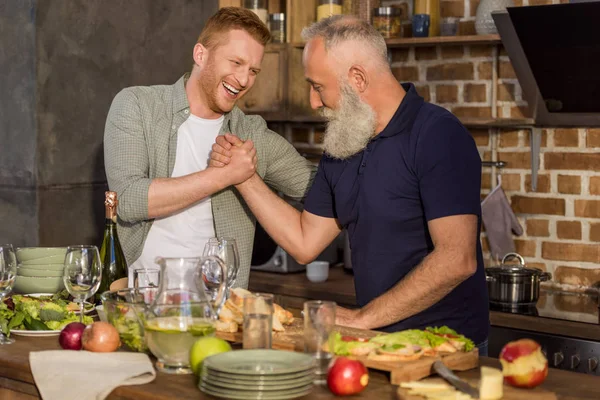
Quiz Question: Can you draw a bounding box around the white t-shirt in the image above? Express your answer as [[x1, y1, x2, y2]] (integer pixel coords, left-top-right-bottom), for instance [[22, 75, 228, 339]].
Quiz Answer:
[[129, 114, 223, 279]]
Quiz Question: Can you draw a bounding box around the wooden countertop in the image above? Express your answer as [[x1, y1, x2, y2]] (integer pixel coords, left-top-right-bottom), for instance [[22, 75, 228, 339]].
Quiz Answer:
[[2, 336, 600, 399], [248, 267, 600, 341]]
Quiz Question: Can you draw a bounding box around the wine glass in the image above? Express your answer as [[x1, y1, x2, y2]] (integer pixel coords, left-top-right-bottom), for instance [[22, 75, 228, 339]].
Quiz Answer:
[[0, 245, 17, 345], [202, 237, 239, 306], [63, 245, 102, 323]]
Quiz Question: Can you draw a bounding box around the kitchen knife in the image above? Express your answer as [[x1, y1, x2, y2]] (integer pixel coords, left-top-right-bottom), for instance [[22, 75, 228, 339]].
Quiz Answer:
[[432, 360, 479, 399]]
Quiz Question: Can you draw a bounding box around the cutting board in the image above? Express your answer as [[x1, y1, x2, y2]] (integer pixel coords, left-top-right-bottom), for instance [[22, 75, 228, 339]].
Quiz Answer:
[[216, 318, 479, 384], [396, 377, 558, 400]]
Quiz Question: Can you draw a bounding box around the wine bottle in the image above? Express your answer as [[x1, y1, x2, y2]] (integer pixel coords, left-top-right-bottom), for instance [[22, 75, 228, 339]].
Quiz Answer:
[[96, 191, 128, 303]]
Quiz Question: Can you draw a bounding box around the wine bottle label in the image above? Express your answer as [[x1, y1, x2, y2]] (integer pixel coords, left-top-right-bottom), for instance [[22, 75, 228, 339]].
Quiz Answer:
[[105, 191, 118, 222]]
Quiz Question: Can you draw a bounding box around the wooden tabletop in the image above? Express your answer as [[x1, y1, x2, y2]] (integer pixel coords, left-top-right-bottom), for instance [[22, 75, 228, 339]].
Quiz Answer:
[[2, 335, 600, 399], [249, 267, 600, 341]]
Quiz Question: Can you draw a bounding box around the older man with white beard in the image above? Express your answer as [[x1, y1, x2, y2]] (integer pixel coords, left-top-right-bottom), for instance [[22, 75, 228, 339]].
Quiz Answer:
[[209, 15, 490, 354]]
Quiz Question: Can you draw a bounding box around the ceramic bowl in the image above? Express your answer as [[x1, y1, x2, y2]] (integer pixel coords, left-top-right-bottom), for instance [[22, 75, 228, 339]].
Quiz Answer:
[[17, 267, 64, 278], [306, 261, 329, 283], [16, 247, 67, 262], [19, 254, 66, 265], [14, 263, 65, 271], [13, 275, 64, 295]]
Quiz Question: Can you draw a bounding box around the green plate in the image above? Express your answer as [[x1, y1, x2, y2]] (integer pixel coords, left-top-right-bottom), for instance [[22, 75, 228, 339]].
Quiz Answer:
[[201, 366, 314, 381], [201, 374, 314, 391], [203, 350, 316, 376], [199, 381, 313, 400]]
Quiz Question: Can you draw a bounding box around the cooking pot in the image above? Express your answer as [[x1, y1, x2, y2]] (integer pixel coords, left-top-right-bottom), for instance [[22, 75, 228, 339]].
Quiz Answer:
[[485, 253, 552, 305]]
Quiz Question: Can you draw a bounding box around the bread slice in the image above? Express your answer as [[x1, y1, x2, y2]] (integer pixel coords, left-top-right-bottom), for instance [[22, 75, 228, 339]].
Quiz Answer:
[[230, 287, 252, 309], [215, 320, 238, 333], [367, 350, 424, 362], [221, 300, 243, 324], [272, 314, 285, 332], [273, 303, 294, 325]]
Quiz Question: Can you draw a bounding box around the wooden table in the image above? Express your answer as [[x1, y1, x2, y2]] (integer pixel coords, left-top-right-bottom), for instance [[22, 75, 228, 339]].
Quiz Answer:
[[1, 336, 600, 399]]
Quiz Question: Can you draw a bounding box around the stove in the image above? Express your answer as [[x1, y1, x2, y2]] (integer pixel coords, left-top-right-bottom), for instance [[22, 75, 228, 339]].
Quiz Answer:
[[488, 289, 600, 376]]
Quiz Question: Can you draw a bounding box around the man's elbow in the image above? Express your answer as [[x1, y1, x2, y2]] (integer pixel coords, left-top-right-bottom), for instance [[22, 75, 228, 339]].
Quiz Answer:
[[458, 254, 477, 280], [293, 253, 317, 266]]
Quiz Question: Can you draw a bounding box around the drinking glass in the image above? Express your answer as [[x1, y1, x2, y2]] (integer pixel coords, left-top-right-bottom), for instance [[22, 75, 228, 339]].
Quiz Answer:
[[133, 267, 161, 288], [304, 300, 336, 384], [0, 245, 17, 344], [202, 237, 240, 304], [243, 293, 274, 349], [63, 245, 102, 323]]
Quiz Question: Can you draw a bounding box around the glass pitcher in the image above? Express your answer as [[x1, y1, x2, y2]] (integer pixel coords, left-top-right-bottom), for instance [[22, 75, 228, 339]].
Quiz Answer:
[[143, 256, 227, 374]]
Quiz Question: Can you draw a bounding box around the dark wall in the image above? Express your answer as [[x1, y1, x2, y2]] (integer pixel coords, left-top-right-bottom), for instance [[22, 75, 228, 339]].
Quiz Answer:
[[0, 0, 218, 248]]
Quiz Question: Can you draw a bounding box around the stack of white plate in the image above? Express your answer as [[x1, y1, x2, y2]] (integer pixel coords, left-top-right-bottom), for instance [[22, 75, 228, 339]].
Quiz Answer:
[[199, 349, 316, 400]]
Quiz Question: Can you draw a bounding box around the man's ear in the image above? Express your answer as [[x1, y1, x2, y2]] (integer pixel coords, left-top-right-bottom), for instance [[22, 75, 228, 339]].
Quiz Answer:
[[348, 64, 368, 93], [193, 43, 208, 67]]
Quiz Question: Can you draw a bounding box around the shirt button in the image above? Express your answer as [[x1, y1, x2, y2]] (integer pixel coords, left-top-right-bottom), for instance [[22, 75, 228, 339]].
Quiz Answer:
[[362, 163, 366, 167], [172, 124, 176, 129], [184, 110, 189, 114]]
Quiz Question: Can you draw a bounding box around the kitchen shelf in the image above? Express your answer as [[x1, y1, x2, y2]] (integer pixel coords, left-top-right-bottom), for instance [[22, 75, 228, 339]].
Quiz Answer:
[[262, 113, 534, 129], [291, 34, 501, 49]]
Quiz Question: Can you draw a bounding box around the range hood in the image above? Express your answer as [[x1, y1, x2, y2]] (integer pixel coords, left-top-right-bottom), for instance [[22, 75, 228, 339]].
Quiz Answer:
[[493, 2, 600, 127]]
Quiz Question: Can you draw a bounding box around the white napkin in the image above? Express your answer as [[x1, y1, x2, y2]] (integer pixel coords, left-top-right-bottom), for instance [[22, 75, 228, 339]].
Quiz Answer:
[[29, 350, 156, 400]]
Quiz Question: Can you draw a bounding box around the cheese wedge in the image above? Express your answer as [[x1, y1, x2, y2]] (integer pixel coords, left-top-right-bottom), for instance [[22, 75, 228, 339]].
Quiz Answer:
[[479, 366, 503, 400]]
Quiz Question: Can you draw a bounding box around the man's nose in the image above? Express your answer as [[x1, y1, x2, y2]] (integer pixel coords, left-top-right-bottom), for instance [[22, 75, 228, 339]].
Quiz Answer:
[[236, 69, 250, 88], [309, 87, 323, 110]]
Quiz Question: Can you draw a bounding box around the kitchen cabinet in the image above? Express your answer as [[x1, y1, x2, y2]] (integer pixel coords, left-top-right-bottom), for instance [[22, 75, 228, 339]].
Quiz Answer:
[[237, 44, 288, 118]]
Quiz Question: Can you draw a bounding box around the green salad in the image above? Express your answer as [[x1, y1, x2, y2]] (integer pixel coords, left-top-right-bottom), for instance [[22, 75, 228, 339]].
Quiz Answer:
[[0, 292, 93, 335], [105, 303, 146, 352]]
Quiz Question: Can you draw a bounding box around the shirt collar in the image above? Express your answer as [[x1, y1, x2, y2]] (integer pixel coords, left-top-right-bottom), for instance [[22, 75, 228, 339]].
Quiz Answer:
[[377, 83, 424, 139]]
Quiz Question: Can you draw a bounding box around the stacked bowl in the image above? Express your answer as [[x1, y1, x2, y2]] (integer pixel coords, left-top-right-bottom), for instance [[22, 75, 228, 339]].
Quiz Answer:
[[14, 247, 67, 294]]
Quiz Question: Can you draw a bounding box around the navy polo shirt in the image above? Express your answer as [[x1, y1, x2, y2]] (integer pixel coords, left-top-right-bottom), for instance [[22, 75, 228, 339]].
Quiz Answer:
[[304, 83, 489, 344]]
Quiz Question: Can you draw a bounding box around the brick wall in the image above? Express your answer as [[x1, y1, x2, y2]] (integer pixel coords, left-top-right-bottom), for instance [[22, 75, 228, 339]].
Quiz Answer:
[[282, 0, 600, 293]]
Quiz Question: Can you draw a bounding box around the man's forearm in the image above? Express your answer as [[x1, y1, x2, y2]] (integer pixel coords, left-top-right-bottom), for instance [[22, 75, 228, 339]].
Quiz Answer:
[[235, 175, 314, 262], [147, 167, 229, 219], [357, 249, 476, 329]]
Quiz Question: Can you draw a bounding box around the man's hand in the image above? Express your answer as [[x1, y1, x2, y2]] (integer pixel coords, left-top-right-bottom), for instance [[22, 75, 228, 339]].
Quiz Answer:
[[209, 134, 257, 186], [335, 306, 366, 329], [209, 133, 241, 167]]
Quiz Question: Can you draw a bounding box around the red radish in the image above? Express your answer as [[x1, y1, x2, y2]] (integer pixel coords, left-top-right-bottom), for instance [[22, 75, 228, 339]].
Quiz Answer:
[[59, 322, 86, 350], [327, 357, 369, 396], [81, 322, 120, 353]]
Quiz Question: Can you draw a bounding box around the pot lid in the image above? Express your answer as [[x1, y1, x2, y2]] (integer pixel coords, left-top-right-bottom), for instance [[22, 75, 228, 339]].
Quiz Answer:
[[485, 253, 545, 277]]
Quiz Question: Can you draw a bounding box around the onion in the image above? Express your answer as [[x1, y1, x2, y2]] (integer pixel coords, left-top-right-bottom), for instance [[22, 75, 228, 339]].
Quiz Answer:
[[59, 322, 86, 350], [81, 322, 121, 352]]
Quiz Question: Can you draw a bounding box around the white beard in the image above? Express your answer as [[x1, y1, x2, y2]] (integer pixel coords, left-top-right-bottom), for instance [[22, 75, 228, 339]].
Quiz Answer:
[[320, 83, 377, 160]]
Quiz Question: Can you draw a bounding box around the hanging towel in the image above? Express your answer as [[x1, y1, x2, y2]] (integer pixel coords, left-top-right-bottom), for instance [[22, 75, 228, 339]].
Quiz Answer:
[[481, 178, 523, 261]]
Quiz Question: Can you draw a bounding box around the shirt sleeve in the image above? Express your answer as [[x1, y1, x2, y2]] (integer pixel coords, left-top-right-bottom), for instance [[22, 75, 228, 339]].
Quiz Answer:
[[303, 159, 337, 218], [103, 89, 152, 223], [261, 128, 317, 200], [416, 116, 482, 222]]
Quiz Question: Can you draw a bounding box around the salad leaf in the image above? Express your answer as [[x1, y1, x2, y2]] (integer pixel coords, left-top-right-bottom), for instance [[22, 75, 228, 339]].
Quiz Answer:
[[369, 329, 431, 349], [329, 332, 378, 356], [425, 326, 475, 352]]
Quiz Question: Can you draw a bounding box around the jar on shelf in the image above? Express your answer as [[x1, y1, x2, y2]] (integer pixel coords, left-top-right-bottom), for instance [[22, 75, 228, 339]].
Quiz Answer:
[[269, 13, 286, 43], [357, 0, 380, 23], [244, 0, 268, 25], [372, 7, 402, 39], [317, 0, 343, 22]]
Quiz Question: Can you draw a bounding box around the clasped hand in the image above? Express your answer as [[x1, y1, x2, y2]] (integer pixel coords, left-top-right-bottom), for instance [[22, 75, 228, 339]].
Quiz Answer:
[[209, 133, 257, 186]]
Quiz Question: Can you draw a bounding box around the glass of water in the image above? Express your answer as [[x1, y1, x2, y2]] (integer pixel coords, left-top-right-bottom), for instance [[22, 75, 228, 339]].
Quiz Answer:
[[133, 267, 160, 288], [303, 300, 336, 384], [243, 293, 274, 349], [0, 245, 17, 344], [63, 245, 102, 323]]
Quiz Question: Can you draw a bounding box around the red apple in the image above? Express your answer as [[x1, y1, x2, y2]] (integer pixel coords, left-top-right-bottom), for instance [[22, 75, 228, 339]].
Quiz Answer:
[[499, 339, 548, 388], [327, 357, 369, 396]]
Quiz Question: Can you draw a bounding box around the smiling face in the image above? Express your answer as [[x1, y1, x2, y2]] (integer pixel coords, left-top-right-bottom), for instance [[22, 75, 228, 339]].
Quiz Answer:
[[195, 29, 265, 115]]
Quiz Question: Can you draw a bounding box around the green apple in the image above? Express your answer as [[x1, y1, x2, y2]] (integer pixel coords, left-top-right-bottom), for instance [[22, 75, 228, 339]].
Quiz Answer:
[[189, 337, 232, 375]]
